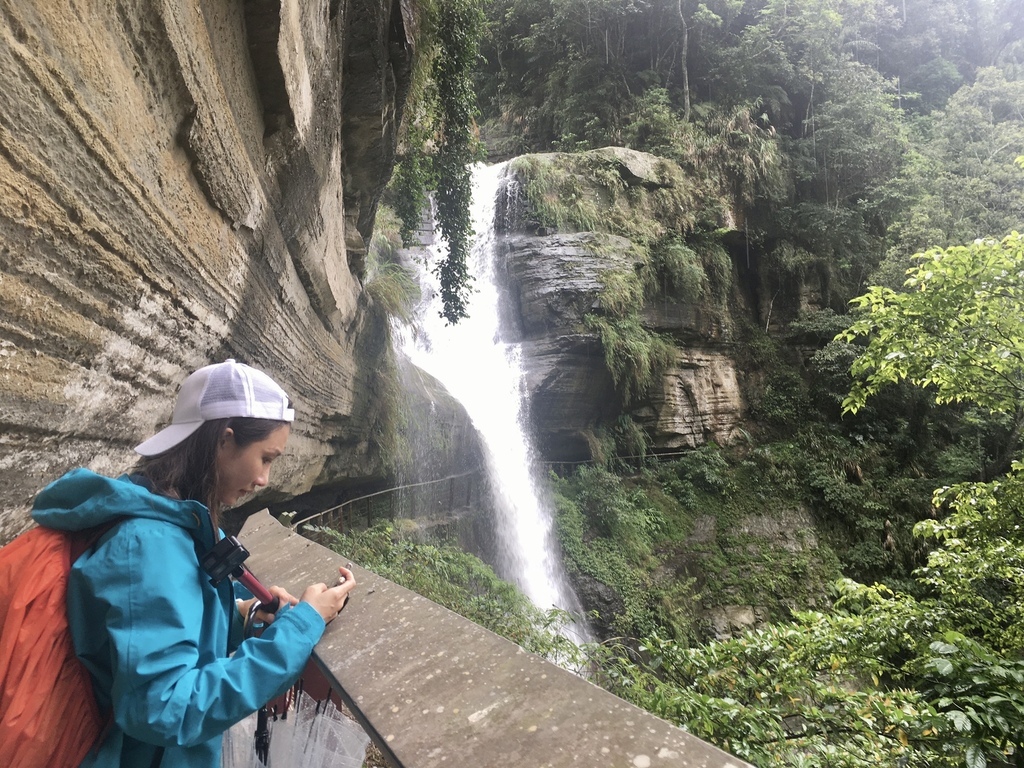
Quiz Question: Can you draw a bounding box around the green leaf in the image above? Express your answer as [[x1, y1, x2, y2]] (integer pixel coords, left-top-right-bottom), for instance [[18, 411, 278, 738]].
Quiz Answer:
[[966, 744, 987, 768], [948, 710, 971, 732]]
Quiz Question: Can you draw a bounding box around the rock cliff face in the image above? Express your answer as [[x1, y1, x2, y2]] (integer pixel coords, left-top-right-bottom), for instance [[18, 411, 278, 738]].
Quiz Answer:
[[0, 0, 415, 542], [499, 231, 627, 459], [494, 150, 748, 461]]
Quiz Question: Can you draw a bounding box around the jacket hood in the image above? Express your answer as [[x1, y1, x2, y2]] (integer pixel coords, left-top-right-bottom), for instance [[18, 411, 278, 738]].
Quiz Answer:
[[32, 468, 213, 543]]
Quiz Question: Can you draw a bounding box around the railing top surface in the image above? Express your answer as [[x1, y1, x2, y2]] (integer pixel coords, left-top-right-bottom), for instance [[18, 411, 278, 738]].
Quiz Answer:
[[240, 511, 752, 768]]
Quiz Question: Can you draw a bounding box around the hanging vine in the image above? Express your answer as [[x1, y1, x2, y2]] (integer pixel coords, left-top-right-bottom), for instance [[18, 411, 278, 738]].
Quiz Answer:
[[389, 0, 485, 324]]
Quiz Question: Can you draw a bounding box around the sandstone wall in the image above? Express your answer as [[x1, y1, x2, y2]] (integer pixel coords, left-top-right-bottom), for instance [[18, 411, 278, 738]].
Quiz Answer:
[[0, 0, 414, 541]]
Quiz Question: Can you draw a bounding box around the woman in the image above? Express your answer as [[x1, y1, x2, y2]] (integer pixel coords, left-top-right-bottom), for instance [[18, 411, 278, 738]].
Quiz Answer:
[[32, 359, 354, 768]]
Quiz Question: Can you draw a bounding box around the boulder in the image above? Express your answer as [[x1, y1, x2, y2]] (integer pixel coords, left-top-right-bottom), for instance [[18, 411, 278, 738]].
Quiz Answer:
[[589, 146, 676, 189], [500, 232, 639, 338]]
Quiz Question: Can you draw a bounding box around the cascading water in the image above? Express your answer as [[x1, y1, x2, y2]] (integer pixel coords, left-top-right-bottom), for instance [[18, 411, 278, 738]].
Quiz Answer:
[[397, 162, 590, 639]]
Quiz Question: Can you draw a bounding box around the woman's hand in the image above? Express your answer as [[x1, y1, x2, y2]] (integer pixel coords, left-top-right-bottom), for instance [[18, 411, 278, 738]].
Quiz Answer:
[[236, 585, 299, 625], [300, 565, 356, 624]]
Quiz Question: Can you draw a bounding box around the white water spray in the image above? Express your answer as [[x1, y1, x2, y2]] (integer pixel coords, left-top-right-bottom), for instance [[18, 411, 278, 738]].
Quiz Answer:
[[398, 163, 588, 631]]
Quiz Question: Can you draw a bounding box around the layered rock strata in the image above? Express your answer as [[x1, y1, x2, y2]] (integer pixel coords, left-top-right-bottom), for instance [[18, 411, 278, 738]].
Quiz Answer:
[[0, 0, 413, 541]]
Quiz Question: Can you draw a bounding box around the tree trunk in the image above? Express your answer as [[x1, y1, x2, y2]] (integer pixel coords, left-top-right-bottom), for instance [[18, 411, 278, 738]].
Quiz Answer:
[[678, 0, 690, 123]]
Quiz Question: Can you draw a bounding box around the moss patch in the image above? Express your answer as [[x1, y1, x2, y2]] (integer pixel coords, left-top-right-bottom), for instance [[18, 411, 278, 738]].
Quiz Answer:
[[509, 150, 725, 242]]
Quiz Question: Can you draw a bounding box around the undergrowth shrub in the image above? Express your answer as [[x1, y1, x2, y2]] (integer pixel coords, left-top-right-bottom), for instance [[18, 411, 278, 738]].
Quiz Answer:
[[551, 467, 665, 637], [664, 444, 735, 495], [365, 205, 420, 323], [584, 314, 675, 404], [315, 522, 582, 661]]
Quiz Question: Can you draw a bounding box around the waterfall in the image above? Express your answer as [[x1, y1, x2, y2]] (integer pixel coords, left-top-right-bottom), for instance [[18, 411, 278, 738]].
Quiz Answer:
[[397, 163, 589, 636]]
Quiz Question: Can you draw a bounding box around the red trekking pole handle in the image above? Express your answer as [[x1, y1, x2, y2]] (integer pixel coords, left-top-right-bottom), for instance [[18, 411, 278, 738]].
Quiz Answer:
[[235, 565, 280, 613]]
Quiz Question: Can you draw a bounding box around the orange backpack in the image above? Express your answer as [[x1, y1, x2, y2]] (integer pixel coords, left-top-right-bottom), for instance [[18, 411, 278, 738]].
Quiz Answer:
[[0, 523, 117, 768]]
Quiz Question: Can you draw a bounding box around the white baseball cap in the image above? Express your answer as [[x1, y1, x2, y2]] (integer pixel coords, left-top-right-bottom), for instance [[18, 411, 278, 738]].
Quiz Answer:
[[134, 359, 295, 456]]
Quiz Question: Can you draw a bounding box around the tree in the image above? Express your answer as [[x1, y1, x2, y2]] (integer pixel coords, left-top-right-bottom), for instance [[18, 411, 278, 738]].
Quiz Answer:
[[430, 0, 486, 323], [595, 229, 1024, 766], [839, 233, 1024, 418], [883, 68, 1024, 265]]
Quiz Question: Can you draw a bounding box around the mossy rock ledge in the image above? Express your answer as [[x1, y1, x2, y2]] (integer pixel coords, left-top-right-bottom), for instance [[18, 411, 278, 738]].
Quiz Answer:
[[495, 148, 747, 461]]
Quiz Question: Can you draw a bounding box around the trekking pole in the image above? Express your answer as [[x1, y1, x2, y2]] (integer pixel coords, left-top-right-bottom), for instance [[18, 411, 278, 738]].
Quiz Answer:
[[254, 705, 271, 765], [201, 537, 280, 765]]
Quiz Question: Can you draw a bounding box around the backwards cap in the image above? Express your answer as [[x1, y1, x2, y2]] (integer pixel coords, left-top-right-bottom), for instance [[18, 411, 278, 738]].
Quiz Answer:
[[134, 359, 295, 457]]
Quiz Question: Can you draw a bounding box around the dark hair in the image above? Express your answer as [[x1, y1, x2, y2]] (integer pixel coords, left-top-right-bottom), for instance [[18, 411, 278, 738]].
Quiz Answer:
[[134, 416, 289, 529]]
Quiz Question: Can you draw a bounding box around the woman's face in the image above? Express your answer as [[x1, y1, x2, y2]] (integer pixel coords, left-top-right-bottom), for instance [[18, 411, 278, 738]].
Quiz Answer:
[[214, 424, 290, 508]]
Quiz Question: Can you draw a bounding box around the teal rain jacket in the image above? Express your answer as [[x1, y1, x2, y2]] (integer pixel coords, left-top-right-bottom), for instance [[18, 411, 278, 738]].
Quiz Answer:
[[32, 469, 327, 768]]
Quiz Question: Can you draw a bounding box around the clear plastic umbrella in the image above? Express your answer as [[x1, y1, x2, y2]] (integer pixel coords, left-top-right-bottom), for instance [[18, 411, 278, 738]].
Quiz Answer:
[[222, 689, 370, 768]]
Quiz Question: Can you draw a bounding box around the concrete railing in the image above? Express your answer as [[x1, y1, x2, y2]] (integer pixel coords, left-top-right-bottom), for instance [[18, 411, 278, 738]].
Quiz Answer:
[[240, 511, 752, 768]]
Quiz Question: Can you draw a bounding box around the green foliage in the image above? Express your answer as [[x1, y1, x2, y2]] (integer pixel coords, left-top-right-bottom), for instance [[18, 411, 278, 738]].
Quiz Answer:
[[584, 314, 675, 405], [660, 450, 845, 614], [692, 100, 785, 206], [479, 0, 686, 150], [594, 262, 646, 318], [365, 262, 419, 324], [551, 449, 847, 640], [750, 367, 812, 431], [358, 210, 421, 475], [623, 95, 786, 209], [316, 522, 583, 661], [665, 444, 735, 496], [891, 69, 1024, 255], [386, 0, 485, 324], [351, 237, 1024, 762], [802, 64, 909, 212], [601, 585, 943, 766], [623, 88, 686, 157], [551, 473, 665, 638], [507, 155, 605, 233], [602, 570, 1024, 767], [840, 232, 1024, 415], [920, 632, 1024, 762], [648, 234, 733, 305], [368, 203, 404, 262], [608, 414, 652, 471], [916, 469, 1024, 657], [508, 151, 711, 242], [694, 238, 733, 301], [789, 308, 857, 345], [365, 206, 420, 323], [428, 0, 487, 323], [389, 126, 435, 246], [661, 215, 1024, 764], [649, 238, 706, 300], [575, 466, 664, 561]]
